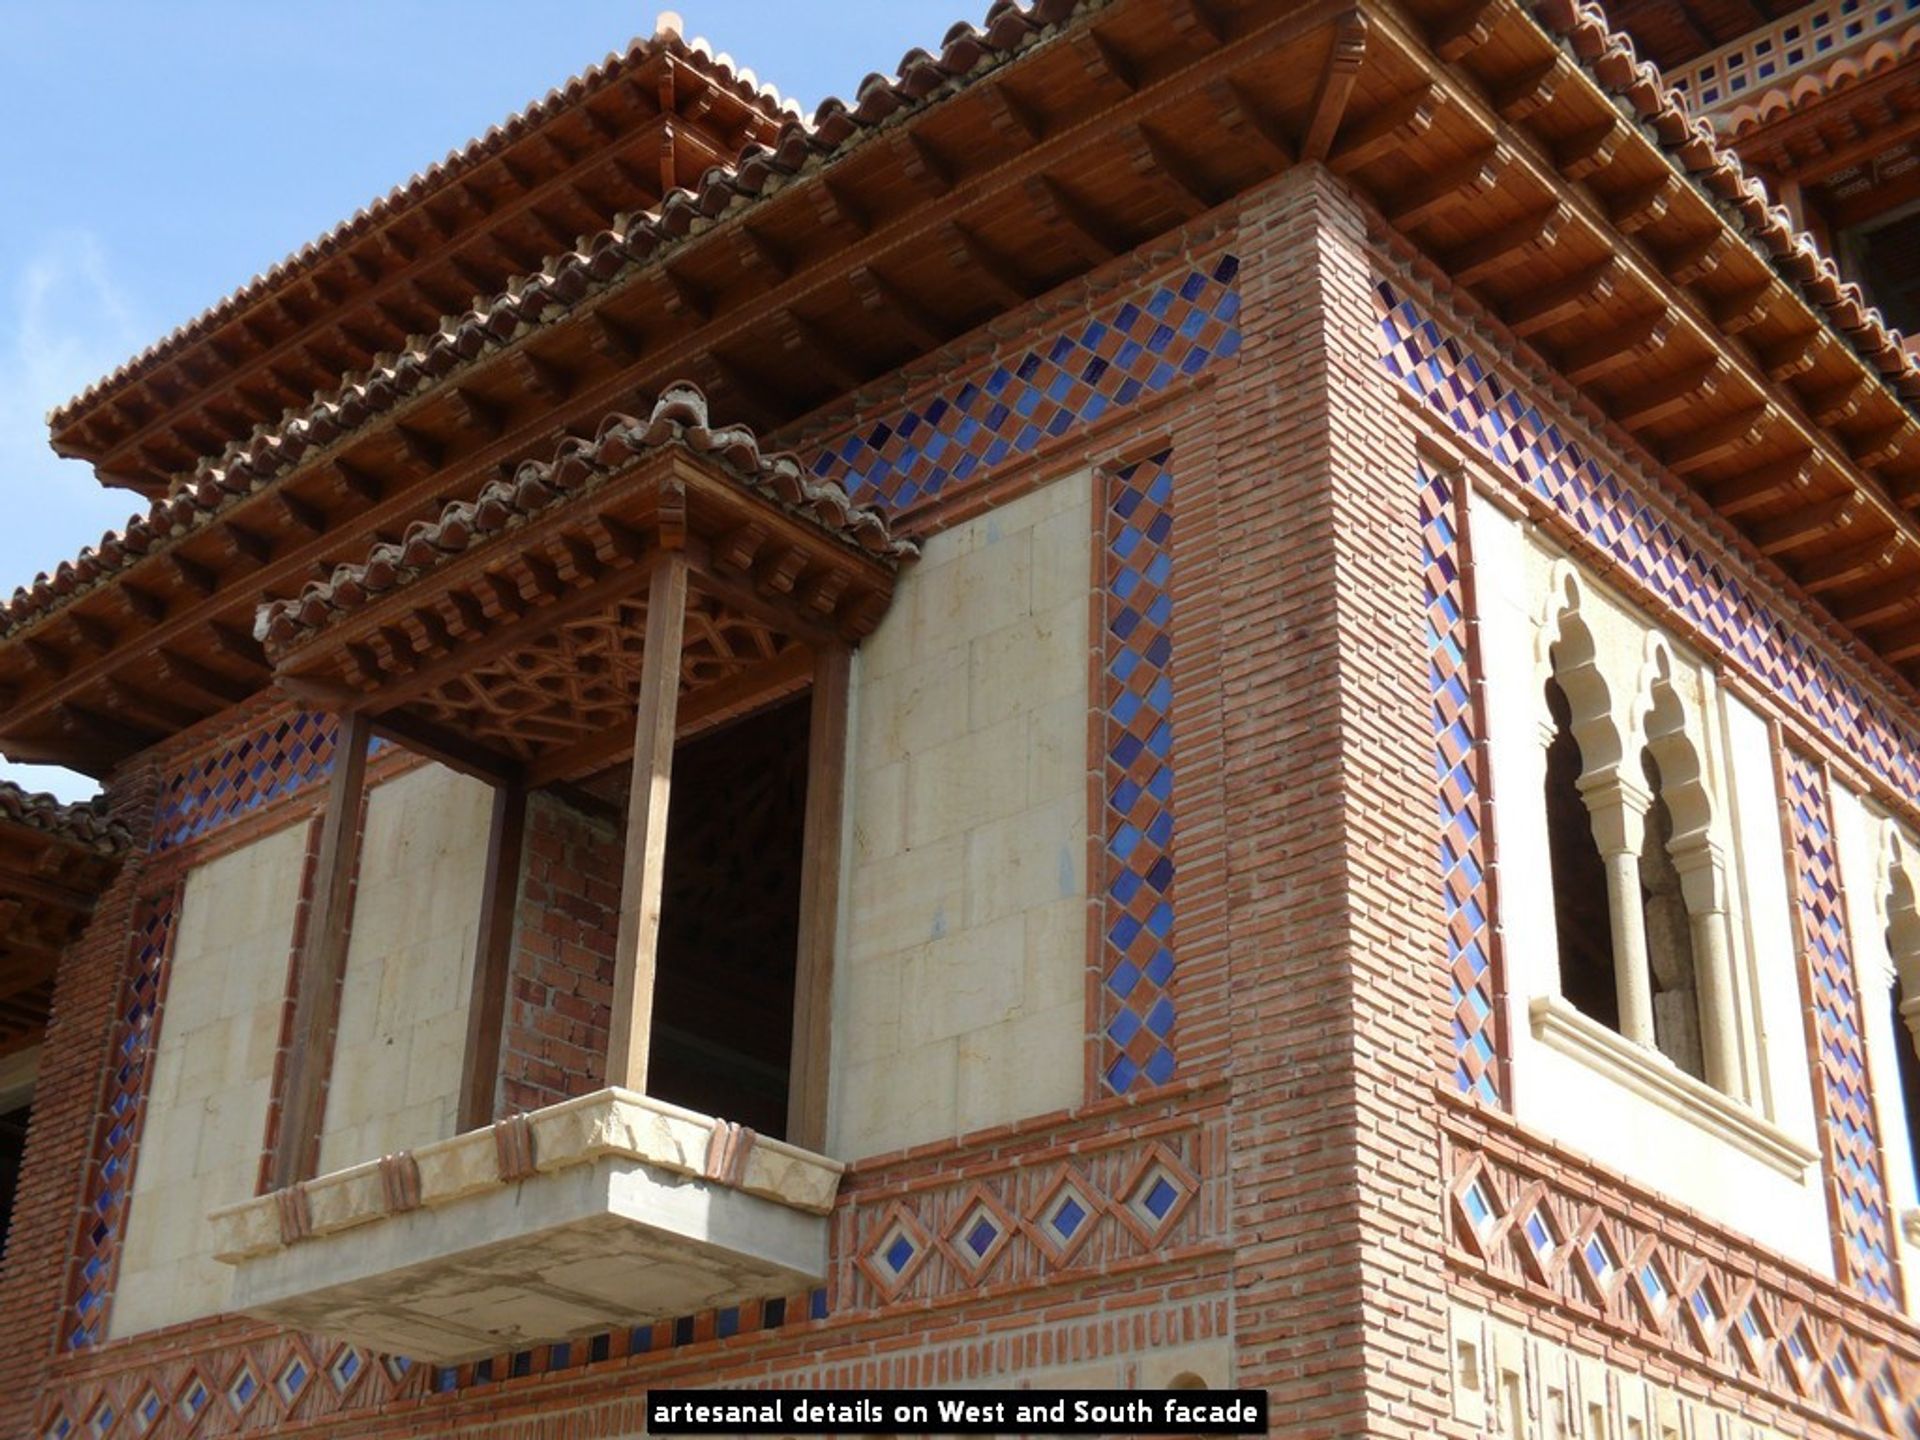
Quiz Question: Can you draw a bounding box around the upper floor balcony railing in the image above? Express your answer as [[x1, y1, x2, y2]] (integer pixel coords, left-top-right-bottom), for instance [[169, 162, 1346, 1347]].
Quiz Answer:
[[1671, 0, 1920, 119]]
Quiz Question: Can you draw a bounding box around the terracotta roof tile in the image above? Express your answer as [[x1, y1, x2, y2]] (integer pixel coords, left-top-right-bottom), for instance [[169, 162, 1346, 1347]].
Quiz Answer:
[[3, 0, 1078, 644], [15, 0, 1918, 649], [1716, 22, 1920, 136], [1535, 0, 1920, 401], [45, 22, 800, 433], [0, 780, 128, 854], [254, 381, 914, 654]]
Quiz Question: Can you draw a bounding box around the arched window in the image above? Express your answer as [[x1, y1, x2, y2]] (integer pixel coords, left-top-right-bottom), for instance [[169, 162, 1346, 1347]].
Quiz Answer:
[[1544, 666, 1616, 1029], [1533, 577, 1746, 1100]]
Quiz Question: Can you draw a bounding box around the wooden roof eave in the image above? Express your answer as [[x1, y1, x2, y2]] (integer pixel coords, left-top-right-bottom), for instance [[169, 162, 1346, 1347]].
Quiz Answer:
[[49, 39, 795, 493], [1354, 0, 1920, 683], [265, 445, 898, 766], [0, 0, 1318, 769], [18, 0, 1920, 768]]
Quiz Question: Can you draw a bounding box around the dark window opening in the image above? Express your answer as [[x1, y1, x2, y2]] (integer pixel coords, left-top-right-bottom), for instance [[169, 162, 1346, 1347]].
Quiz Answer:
[[648, 695, 810, 1140], [1844, 206, 1920, 338], [1891, 966, 1920, 1190], [1545, 672, 1617, 1029], [0, 1103, 28, 1265], [1639, 750, 1704, 1081]]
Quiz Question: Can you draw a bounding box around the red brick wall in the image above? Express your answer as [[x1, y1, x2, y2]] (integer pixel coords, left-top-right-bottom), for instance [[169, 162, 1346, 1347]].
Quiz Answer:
[[0, 761, 158, 1440], [1209, 165, 1457, 1438], [496, 792, 619, 1116]]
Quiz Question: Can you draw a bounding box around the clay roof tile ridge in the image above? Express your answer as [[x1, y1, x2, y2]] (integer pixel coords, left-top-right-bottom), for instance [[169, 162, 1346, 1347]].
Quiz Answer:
[[0, 779, 129, 853], [253, 380, 914, 653]]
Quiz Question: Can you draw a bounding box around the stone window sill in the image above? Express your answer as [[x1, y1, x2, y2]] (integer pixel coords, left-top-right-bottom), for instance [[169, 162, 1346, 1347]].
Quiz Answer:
[[1528, 996, 1819, 1180]]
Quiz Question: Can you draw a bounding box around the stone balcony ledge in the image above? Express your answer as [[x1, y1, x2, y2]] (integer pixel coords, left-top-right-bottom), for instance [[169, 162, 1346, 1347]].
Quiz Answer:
[[208, 1088, 842, 1362]]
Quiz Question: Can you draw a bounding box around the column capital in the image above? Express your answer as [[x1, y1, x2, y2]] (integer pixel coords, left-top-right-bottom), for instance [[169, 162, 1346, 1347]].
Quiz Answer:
[[1579, 767, 1651, 855]]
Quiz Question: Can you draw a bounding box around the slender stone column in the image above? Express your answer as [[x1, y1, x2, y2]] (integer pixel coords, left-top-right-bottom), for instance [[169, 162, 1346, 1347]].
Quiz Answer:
[[1679, 849, 1743, 1097], [1583, 772, 1656, 1048]]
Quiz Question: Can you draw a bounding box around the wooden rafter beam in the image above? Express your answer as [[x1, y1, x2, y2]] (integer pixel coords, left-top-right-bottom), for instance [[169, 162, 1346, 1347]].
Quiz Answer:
[[1327, 83, 1438, 175], [1505, 259, 1620, 339], [1439, 202, 1567, 287], [1300, 9, 1369, 163], [1383, 144, 1508, 229]]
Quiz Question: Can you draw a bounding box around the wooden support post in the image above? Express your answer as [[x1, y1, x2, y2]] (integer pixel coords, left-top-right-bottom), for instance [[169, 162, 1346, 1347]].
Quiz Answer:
[[458, 783, 527, 1131], [787, 646, 851, 1151], [607, 552, 689, 1092], [269, 709, 373, 1191]]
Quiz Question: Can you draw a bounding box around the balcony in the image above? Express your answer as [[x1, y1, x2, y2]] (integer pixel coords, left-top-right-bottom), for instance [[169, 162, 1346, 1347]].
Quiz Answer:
[[209, 1088, 840, 1362]]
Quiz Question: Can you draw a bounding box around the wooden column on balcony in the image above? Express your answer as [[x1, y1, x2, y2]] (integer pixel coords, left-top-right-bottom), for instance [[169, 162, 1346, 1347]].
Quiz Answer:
[[607, 551, 689, 1092], [270, 709, 372, 1190], [787, 645, 850, 1151], [458, 783, 527, 1130]]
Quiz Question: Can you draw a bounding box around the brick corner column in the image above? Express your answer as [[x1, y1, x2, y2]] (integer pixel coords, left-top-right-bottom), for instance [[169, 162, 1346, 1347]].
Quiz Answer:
[[1212, 163, 1457, 1438], [0, 760, 161, 1438]]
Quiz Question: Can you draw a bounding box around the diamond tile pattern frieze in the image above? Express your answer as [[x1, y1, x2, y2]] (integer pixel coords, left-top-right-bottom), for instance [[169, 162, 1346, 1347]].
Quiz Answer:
[[1100, 449, 1178, 1095], [150, 709, 339, 854], [1378, 278, 1920, 826], [1783, 749, 1901, 1308], [1448, 1113, 1920, 1432], [64, 890, 178, 1351], [806, 256, 1239, 518], [1421, 464, 1501, 1107], [844, 1126, 1214, 1310]]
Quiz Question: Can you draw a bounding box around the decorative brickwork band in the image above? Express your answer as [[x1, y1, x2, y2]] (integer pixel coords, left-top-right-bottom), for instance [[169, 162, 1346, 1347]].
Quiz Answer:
[[807, 257, 1239, 518], [63, 889, 179, 1350], [1376, 280, 1920, 820], [1781, 749, 1902, 1309], [1420, 464, 1502, 1107], [1099, 450, 1177, 1095], [1446, 1100, 1920, 1434], [151, 709, 338, 853]]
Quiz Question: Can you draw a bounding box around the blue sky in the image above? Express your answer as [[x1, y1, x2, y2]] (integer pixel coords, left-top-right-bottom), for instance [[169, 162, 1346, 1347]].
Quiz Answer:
[[0, 2, 960, 799]]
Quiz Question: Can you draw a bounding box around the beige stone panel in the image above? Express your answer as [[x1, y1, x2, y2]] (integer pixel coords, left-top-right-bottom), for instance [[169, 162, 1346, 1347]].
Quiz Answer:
[[838, 948, 903, 1066], [846, 833, 966, 962], [110, 821, 310, 1339], [955, 1001, 1082, 1136], [1025, 898, 1089, 1013], [834, 467, 1091, 1160], [907, 528, 1032, 659], [850, 756, 907, 864], [905, 711, 1032, 848], [860, 644, 970, 769], [900, 913, 1028, 1046], [1026, 690, 1091, 815], [964, 793, 1084, 929], [318, 763, 492, 1173], [968, 602, 1085, 731], [834, 1042, 958, 1158]]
